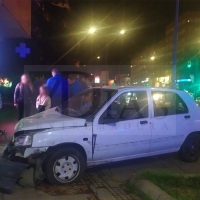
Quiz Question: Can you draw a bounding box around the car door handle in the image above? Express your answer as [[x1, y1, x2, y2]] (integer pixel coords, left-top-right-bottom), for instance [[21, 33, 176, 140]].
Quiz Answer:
[[140, 120, 148, 124], [184, 115, 191, 119]]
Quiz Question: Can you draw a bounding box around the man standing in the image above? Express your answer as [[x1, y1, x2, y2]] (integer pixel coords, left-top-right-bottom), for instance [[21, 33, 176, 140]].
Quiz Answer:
[[46, 69, 69, 107], [68, 74, 83, 98], [80, 76, 88, 91]]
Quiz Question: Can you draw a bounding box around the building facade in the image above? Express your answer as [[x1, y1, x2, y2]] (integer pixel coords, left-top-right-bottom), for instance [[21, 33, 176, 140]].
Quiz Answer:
[[131, 12, 200, 89], [0, 0, 31, 38]]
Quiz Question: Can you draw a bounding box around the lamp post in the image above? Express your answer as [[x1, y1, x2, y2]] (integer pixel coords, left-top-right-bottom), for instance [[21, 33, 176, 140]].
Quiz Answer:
[[150, 56, 156, 86], [88, 27, 96, 74], [105, 29, 126, 83], [172, 0, 179, 88]]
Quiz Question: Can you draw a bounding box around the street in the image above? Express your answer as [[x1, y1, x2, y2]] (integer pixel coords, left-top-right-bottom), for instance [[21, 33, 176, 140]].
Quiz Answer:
[[1, 146, 200, 200]]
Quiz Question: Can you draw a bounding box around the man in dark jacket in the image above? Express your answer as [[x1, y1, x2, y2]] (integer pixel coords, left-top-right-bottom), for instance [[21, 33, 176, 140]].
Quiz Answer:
[[46, 69, 69, 107]]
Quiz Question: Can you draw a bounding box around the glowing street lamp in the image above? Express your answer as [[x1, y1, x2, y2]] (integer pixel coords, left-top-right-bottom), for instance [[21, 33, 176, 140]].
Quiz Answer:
[[97, 56, 100, 59], [120, 29, 125, 35], [89, 27, 96, 34], [151, 56, 155, 61]]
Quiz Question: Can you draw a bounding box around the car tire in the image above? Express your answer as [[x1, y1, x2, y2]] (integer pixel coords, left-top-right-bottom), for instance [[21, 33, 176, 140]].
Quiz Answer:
[[45, 147, 86, 185], [179, 135, 200, 163]]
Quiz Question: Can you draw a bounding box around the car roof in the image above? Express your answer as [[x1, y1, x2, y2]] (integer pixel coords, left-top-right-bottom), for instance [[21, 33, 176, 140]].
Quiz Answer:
[[102, 86, 180, 92]]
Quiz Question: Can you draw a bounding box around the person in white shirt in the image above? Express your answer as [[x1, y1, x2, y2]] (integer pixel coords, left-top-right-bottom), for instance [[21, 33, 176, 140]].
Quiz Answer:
[[36, 86, 51, 113]]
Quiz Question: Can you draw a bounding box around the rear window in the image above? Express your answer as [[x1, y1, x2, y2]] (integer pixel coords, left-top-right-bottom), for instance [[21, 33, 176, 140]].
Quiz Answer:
[[152, 91, 189, 117]]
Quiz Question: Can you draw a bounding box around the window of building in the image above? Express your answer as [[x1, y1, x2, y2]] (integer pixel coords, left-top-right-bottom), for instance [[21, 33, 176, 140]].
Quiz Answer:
[[152, 91, 188, 117], [99, 91, 148, 123]]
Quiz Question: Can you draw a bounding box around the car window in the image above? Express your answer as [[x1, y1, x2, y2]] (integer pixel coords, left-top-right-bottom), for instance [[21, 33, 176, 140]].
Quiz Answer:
[[99, 91, 148, 124], [152, 91, 189, 117], [59, 88, 117, 118]]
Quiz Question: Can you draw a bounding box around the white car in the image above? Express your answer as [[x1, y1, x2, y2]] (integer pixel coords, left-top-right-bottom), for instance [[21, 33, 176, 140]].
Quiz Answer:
[[2, 87, 200, 185]]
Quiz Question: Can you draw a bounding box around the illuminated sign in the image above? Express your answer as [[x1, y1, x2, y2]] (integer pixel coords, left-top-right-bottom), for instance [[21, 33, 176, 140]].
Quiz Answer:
[[0, 78, 12, 88], [95, 76, 100, 83], [15, 43, 30, 58], [177, 79, 192, 83]]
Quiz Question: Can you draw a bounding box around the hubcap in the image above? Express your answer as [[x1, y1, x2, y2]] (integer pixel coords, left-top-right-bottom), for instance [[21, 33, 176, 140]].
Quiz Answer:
[[187, 141, 198, 156], [53, 156, 79, 183]]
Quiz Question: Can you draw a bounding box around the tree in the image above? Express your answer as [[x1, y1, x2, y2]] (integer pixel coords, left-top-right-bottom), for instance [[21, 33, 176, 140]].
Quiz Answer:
[[32, 0, 72, 64]]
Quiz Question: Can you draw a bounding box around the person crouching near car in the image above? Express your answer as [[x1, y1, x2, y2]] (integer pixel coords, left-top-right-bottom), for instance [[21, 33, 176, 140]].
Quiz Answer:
[[36, 86, 51, 113]]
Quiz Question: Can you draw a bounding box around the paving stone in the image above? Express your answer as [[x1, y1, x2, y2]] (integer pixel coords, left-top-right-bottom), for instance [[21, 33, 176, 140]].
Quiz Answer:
[[2, 152, 200, 200]]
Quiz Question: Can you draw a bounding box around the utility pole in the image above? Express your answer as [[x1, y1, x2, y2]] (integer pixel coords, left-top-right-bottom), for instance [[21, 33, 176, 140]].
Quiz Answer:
[[172, 0, 179, 88]]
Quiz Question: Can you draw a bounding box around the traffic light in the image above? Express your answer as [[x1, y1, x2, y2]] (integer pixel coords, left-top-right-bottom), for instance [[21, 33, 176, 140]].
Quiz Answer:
[[187, 61, 192, 68]]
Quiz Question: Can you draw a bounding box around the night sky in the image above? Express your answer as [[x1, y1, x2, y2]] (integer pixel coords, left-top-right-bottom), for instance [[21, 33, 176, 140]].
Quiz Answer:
[[1, 0, 200, 80], [67, 0, 200, 74]]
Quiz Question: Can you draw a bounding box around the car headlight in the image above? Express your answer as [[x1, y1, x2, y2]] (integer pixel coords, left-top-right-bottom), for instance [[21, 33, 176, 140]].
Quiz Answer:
[[14, 135, 32, 147]]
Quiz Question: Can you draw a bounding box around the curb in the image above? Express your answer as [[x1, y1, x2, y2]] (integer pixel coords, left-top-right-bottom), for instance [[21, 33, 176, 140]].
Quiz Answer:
[[129, 177, 176, 200], [89, 185, 116, 200]]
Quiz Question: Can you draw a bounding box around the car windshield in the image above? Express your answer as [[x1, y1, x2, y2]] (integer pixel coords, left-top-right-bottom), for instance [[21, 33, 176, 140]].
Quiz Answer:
[[57, 88, 117, 118]]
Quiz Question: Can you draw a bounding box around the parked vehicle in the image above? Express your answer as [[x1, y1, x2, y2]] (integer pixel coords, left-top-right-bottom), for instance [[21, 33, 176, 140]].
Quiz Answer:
[[2, 87, 200, 187]]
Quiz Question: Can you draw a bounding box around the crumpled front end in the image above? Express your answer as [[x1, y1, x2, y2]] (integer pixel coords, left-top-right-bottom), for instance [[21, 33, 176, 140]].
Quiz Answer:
[[0, 140, 46, 194], [0, 154, 28, 194]]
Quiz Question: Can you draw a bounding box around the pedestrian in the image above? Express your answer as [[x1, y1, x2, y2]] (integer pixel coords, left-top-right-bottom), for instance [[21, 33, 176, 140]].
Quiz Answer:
[[112, 80, 117, 86], [68, 74, 83, 98], [46, 69, 69, 107], [14, 74, 33, 121], [80, 76, 88, 91], [36, 86, 51, 113]]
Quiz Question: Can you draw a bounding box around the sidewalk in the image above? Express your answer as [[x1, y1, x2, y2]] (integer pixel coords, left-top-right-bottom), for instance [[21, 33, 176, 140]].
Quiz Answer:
[[2, 186, 98, 200], [1, 147, 200, 200], [0, 104, 17, 142]]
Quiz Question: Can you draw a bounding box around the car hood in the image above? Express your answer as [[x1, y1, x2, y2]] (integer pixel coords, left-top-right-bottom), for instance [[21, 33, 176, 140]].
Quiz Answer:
[[15, 108, 86, 132]]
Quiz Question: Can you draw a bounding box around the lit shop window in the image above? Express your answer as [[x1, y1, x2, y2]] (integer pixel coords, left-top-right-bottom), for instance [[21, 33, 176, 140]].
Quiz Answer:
[[0, 78, 12, 88]]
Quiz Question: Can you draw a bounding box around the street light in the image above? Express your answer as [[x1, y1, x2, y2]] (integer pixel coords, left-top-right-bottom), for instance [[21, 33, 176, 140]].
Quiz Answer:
[[97, 56, 100, 59], [88, 27, 96, 34], [151, 56, 155, 61], [120, 29, 125, 35]]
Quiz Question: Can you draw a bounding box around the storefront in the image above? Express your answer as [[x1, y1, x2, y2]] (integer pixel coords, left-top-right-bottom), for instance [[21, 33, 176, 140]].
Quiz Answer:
[[155, 76, 171, 88]]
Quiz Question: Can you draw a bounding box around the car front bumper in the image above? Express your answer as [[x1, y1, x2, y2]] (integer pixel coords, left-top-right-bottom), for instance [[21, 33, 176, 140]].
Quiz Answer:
[[0, 143, 48, 194]]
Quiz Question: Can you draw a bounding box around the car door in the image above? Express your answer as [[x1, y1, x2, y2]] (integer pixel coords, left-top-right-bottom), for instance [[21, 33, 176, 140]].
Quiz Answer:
[[150, 90, 191, 153], [92, 89, 152, 162]]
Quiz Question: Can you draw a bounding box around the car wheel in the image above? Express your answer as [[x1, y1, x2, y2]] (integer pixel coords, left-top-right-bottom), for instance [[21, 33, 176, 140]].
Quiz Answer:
[[45, 147, 86, 185], [179, 136, 200, 163]]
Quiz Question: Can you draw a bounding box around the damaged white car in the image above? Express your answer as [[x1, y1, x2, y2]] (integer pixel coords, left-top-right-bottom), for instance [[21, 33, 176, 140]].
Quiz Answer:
[[2, 87, 200, 190]]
